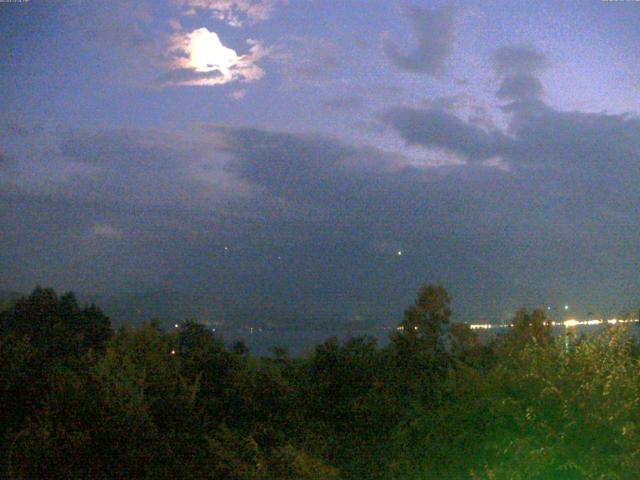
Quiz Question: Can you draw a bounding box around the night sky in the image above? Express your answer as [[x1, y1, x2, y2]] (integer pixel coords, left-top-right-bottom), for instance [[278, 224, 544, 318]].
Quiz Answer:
[[1, 0, 640, 326]]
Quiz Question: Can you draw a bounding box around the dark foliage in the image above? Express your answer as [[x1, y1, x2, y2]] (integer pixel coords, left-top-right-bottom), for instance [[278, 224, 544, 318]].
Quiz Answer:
[[0, 286, 638, 479]]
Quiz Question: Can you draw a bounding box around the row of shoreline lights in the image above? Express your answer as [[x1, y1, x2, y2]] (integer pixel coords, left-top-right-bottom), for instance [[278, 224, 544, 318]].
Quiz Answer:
[[468, 318, 640, 330], [171, 315, 636, 334]]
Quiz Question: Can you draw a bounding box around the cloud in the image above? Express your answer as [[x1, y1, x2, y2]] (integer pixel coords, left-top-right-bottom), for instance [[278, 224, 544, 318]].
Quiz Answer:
[[324, 95, 364, 112], [379, 44, 640, 256], [59, 129, 195, 171], [205, 125, 440, 235], [380, 107, 512, 162], [381, 44, 640, 184], [230, 89, 246, 100], [165, 28, 267, 86], [4, 108, 640, 321], [508, 103, 640, 173], [175, 0, 286, 27], [496, 74, 544, 101], [212, 126, 356, 201], [93, 224, 124, 240], [382, 95, 640, 177], [493, 46, 550, 102], [493, 46, 550, 76], [384, 5, 456, 76], [70, 1, 162, 67], [3, 118, 43, 138], [206, 124, 516, 236], [381, 48, 588, 169], [200, 123, 559, 322], [272, 36, 341, 87], [3, 31, 639, 321], [32, 128, 250, 212]]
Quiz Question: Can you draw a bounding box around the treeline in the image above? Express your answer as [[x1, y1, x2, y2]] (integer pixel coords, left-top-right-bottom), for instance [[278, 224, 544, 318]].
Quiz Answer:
[[1, 286, 640, 479]]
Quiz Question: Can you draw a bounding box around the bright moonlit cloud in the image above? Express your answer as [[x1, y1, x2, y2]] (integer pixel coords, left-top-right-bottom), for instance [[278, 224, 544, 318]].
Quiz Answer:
[[182, 28, 237, 73], [166, 27, 266, 86]]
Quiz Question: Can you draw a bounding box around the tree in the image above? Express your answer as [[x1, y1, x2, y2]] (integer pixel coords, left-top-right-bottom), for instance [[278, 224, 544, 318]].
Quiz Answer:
[[449, 322, 479, 355], [0, 288, 112, 359], [271, 346, 289, 362], [0, 334, 41, 475], [389, 324, 640, 479], [295, 335, 399, 478], [503, 308, 553, 352], [77, 304, 112, 352], [387, 284, 453, 411], [232, 340, 250, 356], [7, 351, 160, 479], [392, 284, 452, 354]]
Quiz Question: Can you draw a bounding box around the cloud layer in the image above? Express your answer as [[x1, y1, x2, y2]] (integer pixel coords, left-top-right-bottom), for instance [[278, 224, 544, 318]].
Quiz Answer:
[[3, 0, 640, 326], [3, 81, 640, 319]]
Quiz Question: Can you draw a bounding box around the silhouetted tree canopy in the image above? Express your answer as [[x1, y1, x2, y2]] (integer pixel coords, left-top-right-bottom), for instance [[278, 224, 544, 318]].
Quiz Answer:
[[0, 287, 112, 358], [0, 285, 639, 479]]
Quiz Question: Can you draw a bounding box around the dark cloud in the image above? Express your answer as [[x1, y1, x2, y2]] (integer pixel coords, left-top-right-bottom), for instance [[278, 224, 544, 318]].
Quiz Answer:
[[496, 74, 544, 101], [273, 36, 341, 87], [509, 104, 640, 174], [384, 5, 456, 76], [4, 105, 640, 323], [209, 125, 409, 214], [60, 129, 195, 171], [380, 46, 639, 182], [381, 50, 640, 228], [324, 95, 365, 112], [69, 0, 162, 61], [380, 107, 511, 161], [423, 94, 468, 112], [382, 89, 640, 178], [493, 46, 550, 76], [379, 45, 640, 300], [493, 46, 549, 103], [216, 126, 350, 195], [158, 67, 226, 86], [207, 123, 519, 264], [203, 122, 624, 322], [3, 118, 43, 138], [23, 128, 253, 222], [215, 107, 636, 250], [209, 126, 527, 253], [3, 38, 639, 324], [3, 1, 640, 339]]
